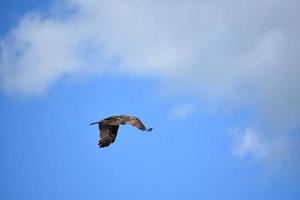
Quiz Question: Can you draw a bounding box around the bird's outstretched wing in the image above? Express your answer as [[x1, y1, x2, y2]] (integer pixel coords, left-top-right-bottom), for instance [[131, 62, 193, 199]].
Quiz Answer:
[[98, 124, 119, 148], [113, 115, 153, 131]]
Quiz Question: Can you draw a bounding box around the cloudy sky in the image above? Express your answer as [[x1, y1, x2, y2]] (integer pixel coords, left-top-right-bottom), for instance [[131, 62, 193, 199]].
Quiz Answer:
[[1, 0, 300, 199]]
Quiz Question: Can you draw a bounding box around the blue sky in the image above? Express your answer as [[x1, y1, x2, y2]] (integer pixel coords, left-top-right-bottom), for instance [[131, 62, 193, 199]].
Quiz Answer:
[[1, 0, 300, 199]]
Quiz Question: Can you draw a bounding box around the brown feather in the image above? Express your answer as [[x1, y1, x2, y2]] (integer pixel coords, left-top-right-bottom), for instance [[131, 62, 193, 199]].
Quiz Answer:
[[98, 124, 119, 148]]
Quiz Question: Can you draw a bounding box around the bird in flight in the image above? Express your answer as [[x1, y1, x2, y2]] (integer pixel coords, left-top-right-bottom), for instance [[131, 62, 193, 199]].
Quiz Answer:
[[90, 115, 152, 148]]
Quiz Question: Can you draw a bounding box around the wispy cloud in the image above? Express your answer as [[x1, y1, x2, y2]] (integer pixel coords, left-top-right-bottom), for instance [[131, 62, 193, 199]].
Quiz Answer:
[[168, 103, 195, 120], [1, 0, 300, 168], [231, 127, 300, 172]]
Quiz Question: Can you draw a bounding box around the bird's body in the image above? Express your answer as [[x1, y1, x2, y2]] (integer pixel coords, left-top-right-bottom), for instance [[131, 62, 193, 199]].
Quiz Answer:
[[90, 115, 152, 148]]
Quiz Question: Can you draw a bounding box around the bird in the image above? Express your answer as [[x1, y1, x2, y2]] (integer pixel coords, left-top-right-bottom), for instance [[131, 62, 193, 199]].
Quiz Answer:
[[90, 115, 152, 148]]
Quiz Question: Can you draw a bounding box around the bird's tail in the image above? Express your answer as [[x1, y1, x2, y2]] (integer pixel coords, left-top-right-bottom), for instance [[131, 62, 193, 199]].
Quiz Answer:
[[90, 121, 100, 125]]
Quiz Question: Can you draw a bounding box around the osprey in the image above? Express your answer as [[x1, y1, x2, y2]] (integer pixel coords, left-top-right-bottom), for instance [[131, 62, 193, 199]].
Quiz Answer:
[[90, 115, 152, 148]]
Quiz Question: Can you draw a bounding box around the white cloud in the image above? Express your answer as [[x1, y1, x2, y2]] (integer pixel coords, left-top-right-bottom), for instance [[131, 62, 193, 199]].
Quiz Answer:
[[1, 0, 300, 167], [231, 127, 300, 171], [168, 103, 194, 120]]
